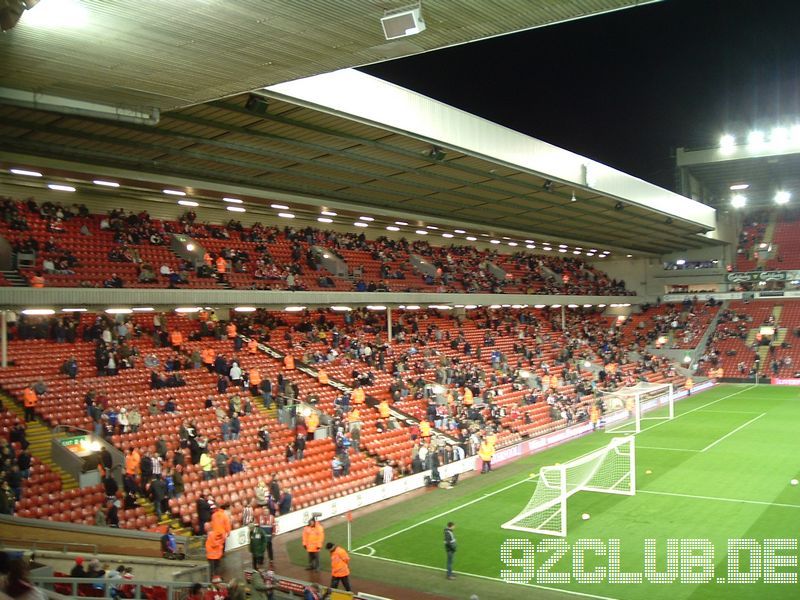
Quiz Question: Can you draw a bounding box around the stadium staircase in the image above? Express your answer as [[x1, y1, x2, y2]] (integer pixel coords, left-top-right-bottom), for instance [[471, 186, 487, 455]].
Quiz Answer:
[[2, 393, 76, 492], [1, 270, 28, 287], [755, 213, 779, 269]]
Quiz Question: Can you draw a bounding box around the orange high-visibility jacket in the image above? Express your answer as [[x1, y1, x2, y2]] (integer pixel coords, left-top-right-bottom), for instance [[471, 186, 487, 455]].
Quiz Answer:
[[170, 331, 183, 346], [22, 387, 37, 407], [351, 387, 365, 405], [463, 388, 474, 405], [205, 531, 225, 560], [302, 523, 325, 552], [378, 400, 390, 419], [307, 412, 319, 433], [317, 369, 329, 385], [330, 546, 350, 577], [284, 355, 295, 370], [211, 509, 232, 538]]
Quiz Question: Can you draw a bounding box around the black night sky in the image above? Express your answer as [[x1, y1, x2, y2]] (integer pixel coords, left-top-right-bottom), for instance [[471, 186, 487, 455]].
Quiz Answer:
[[361, 0, 800, 191]]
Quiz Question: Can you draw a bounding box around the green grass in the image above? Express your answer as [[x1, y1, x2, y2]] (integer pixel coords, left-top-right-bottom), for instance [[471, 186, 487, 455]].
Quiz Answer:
[[337, 384, 800, 600]]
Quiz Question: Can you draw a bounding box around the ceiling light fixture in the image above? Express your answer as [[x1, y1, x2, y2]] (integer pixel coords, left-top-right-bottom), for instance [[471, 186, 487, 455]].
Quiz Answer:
[[729, 184, 749, 191], [163, 189, 186, 196], [278, 212, 295, 219], [465, 236, 477, 241], [226, 206, 246, 213], [223, 197, 243, 204], [359, 216, 374, 221], [318, 217, 333, 223], [10, 168, 42, 177], [454, 229, 466, 234], [47, 184, 75, 192], [354, 222, 368, 227], [271, 203, 289, 210], [178, 200, 199, 207], [22, 308, 55, 315], [321, 210, 337, 216], [415, 230, 428, 235], [93, 180, 119, 187], [395, 221, 409, 226]]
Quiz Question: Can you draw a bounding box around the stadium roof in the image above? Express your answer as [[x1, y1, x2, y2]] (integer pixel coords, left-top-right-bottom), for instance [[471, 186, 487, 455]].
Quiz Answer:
[[0, 69, 718, 256], [677, 142, 800, 210], [0, 0, 659, 111]]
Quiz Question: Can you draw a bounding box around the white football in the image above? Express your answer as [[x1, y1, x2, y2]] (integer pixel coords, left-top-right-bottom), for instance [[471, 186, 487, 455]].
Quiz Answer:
[[791, 479, 798, 486], [581, 513, 590, 520]]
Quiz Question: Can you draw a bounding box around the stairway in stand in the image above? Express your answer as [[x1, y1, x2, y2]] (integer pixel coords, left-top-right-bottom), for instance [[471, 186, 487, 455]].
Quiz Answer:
[[1, 270, 28, 287], [2, 394, 76, 491]]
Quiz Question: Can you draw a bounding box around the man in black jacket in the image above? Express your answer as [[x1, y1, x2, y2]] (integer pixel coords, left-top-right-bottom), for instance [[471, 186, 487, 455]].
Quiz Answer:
[[196, 494, 212, 535], [444, 522, 457, 580]]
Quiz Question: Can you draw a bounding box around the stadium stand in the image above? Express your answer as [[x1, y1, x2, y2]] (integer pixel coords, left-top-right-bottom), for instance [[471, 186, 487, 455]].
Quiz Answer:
[[0, 197, 632, 296]]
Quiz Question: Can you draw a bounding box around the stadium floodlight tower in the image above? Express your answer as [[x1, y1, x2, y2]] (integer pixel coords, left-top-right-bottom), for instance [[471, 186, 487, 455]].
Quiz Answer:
[[502, 436, 635, 537], [602, 381, 674, 434]]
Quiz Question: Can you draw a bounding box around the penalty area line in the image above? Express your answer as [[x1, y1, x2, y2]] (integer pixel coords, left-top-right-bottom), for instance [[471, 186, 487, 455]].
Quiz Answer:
[[637, 445, 699, 452], [352, 549, 623, 600], [700, 412, 766, 453], [350, 473, 538, 552], [639, 489, 800, 509]]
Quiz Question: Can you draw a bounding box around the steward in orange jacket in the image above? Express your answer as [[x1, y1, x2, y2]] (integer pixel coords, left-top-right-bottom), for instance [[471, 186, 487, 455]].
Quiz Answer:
[[284, 354, 295, 370], [302, 518, 325, 571], [210, 505, 232, 539], [22, 386, 37, 422], [326, 542, 352, 591]]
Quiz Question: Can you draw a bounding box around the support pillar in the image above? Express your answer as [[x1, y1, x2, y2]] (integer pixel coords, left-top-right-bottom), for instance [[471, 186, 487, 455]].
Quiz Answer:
[[1, 311, 7, 368]]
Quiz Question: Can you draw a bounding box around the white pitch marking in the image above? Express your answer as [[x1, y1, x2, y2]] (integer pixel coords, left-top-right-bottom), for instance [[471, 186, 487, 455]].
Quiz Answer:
[[637, 445, 699, 453], [352, 550, 624, 600], [700, 412, 766, 453], [640, 489, 800, 509], [637, 385, 757, 434]]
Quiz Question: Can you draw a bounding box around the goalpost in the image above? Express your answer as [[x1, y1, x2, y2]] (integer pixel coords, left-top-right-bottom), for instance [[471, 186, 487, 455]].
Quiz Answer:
[[600, 382, 674, 434], [501, 436, 635, 537]]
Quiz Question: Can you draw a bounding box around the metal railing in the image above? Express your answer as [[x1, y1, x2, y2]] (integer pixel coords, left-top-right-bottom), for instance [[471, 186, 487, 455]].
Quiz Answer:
[[0, 538, 97, 556], [31, 576, 195, 600]]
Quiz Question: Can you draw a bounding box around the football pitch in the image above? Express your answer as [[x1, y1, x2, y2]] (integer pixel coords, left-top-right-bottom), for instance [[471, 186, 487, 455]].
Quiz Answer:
[[343, 384, 800, 600]]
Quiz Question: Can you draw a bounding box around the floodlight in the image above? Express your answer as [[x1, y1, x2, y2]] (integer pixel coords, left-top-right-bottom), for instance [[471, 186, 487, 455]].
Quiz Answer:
[[731, 194, 747, 208], [719, 134, 735, 154], [747, 131, 765, 147], [775, 191, 791, 205], [771, 127, 789, 146]]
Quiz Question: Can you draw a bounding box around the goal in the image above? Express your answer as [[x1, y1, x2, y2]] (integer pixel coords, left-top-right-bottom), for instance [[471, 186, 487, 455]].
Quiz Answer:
[[601, 382, 674, 434], [501, 436, 635, 537]]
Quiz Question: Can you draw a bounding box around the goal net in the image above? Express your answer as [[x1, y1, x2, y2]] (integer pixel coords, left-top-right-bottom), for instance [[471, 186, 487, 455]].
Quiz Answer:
[[600, 382, 674, 434], [501, 436, 635, 537]]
